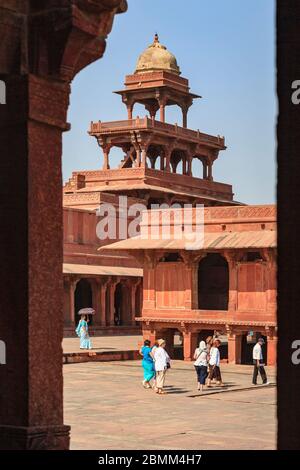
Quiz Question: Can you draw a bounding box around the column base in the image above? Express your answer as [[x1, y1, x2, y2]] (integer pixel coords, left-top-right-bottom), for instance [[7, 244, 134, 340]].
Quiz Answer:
[[0, 424, 70, 450]]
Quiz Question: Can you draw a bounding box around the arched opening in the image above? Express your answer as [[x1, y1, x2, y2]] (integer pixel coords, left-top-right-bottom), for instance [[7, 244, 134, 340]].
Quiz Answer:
[[198, 254, 229, 310], [241, 332, 268, 365], [192, 157, 202, 179], [147, 144, 164, 170], [75, 279, 93, 325]]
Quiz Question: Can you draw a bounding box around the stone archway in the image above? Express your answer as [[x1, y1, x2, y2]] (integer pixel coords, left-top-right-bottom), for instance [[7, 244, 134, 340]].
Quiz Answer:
[[75, 279, 93, 325], [198, 254, 229, 310]]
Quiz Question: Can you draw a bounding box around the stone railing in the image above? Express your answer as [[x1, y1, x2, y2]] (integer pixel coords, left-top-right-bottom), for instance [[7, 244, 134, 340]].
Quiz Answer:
[[89, 117, 225, 147]]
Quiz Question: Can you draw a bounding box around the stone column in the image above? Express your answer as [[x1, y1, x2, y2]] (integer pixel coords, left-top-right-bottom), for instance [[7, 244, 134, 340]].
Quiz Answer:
[[92, 279, 102, 328], [266, 327, 277, 366], [131, 282, 138, 325], [0, 0, 127, 450], [187, 156, 193, 176], [224, 251, 238, 311], [108, 280, 118, 326], [69, 277, 78, 328], [143, 326, 159, 347], [159, 103, 165, 122], [207, 161, 213, 181], [182, 329, 198, 361], [157, 94, 167, 123], [182, 107, 188, 128], [164, 148, 172, 172], [135, 147, 141, 167], [141, 143, 149, 168], [101, 143, 112, 170], [202, 160, 208, 179], [100, 279, 109, 327], [126, 103, 134, 119], [227, 329, 243, 364]]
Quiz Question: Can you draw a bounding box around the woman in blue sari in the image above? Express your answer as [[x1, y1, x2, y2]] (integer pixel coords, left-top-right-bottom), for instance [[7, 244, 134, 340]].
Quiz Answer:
[[76, 315, 92, 350], [139, 339, 155, 389]]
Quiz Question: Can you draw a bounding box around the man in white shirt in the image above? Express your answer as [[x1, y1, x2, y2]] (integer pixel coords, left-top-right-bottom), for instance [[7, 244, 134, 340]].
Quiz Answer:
[[252, 337, 268, 385], [153, 339, 170, 394]]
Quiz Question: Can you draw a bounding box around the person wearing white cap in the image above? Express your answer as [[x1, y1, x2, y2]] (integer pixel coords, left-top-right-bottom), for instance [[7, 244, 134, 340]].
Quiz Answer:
[[153, 339, 170, 394], [252, 337, 269, 385]]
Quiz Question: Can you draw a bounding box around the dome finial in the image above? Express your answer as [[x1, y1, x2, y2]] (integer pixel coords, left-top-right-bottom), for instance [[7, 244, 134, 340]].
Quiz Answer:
[[154, 33, 159, 43]]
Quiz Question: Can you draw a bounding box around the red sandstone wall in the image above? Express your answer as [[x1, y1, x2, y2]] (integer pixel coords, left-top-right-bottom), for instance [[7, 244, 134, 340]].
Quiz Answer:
[[63, 207, 141, 268], [155, 262, 187, 308]]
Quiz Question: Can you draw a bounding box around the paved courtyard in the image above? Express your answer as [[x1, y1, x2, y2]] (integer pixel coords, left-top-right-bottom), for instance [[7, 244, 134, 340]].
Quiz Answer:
[[64, 360, 276, 450], [63, 335, 143, 354]]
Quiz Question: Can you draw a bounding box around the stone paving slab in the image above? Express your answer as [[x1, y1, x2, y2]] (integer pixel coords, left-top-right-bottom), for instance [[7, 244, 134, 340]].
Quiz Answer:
[[64, 360, 276, 450]]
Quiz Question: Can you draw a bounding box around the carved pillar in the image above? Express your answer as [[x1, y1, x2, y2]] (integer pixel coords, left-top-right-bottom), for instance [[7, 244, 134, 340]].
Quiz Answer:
[[0, 0, 127, 450], [134, 148, 140, 167], [182, 106, 188, 128], [265, 327, 277, 366], [108, 279, 118, 326], [227, 327, 243, 364], [181, 101, 192, 128], [100, 279, 109, 327], [182, 154, 187, 175], [181, 253, 198, 310], [157, 94, 167, 123], [100, 143, 112, 170], [207, 160, 213, 181], [159, 102, 166, 122], [131, 279, 143, 325], [92, 279, 102, 327], [224, 251, 238, 311], [69, 277, 78, 327], [160, 151, 165, 170], [263, 249, 277, 314], [187, 155, 193, 176], [126, 102, 134, 119], [182, 328, 198, 361], [140, 138, 151, 169], [202, 160, 208, 179], [164, 148, 172, 172]]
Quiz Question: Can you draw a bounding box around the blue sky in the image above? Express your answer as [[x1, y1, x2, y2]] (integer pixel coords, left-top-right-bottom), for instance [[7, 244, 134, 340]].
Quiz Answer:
[[63, 0, 276, 205]]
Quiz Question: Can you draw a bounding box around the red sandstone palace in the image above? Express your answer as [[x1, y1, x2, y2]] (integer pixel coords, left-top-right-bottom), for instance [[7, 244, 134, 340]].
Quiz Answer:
[[63, 35, 277, 365]]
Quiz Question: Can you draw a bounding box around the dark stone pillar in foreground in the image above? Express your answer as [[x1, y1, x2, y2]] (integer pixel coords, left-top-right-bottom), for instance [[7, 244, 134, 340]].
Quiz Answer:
[[277, 0, 300, 450], [0, 0, 127, 450]]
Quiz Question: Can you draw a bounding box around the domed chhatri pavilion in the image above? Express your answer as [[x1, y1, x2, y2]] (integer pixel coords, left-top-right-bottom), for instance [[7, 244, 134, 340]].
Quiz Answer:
[[63, 36, 276, 366], [65, 34, 237, 206]]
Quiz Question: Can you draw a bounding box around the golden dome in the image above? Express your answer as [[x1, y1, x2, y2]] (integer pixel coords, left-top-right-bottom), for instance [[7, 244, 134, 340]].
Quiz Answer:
[[135, 34, 181, 75]]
